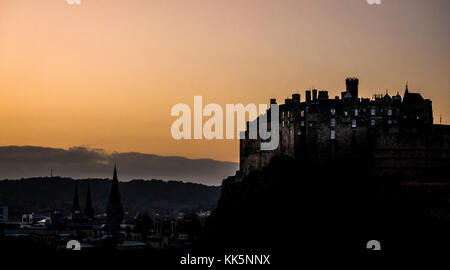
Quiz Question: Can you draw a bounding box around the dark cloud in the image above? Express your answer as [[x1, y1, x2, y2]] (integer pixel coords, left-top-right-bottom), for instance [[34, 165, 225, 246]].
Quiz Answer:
[[0, 146, 238, 186]]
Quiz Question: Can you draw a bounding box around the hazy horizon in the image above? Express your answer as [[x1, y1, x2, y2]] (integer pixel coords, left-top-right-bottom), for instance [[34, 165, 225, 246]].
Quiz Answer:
[[0, 145, 238, 185], [1, 0, 449, 162]]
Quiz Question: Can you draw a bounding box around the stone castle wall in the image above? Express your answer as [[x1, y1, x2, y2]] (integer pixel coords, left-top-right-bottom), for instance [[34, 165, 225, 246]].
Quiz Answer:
[[238, 79, 449, 182]]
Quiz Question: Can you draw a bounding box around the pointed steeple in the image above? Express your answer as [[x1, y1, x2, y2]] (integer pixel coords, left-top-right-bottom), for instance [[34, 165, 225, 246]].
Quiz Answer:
[[113, 162, 118, 181], [84, 183, 94, 219], [107, 163, 124, 224], [71, 183, 81, 213], [404, 82, 409, 97]]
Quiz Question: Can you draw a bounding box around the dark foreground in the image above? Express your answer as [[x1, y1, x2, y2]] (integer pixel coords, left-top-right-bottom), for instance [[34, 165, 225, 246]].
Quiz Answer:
[[1, 156, 449, 266]]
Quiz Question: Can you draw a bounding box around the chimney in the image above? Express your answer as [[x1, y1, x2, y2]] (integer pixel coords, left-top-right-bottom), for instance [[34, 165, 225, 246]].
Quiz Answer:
[[305, 90, 311, 102]]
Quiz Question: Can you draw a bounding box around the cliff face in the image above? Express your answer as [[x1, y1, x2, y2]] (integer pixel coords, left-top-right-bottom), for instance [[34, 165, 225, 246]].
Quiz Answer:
[[370, 124, 450, 181], [200, 155, 449, 257]]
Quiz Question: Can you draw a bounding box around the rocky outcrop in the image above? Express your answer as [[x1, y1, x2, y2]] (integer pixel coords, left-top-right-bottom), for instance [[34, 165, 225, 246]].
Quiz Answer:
[[199, 155, 449, 257]]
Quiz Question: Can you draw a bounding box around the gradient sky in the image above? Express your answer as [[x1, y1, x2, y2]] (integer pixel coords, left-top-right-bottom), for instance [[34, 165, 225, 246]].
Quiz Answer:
[[0, 0, 449, 162]]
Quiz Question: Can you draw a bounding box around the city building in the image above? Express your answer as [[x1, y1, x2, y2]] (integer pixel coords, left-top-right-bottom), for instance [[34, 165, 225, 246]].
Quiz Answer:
[[0, 205, 8, 222]]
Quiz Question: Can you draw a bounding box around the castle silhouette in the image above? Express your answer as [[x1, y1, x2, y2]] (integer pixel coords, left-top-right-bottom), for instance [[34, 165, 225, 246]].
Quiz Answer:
[[239, 77, 450, 181]]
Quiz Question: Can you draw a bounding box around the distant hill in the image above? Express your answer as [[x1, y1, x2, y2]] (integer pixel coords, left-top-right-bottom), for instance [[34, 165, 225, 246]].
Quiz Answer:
[[0, 146, 238, 185], [0, 177, 221, 219]]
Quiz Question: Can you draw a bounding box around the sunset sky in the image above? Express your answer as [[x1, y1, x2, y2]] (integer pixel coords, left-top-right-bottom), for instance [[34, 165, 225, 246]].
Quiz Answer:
[[0, 0, 449, 162]]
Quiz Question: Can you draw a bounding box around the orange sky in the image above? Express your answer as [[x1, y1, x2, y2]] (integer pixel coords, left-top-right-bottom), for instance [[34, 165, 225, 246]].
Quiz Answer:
[[0, 0, 449, 162]]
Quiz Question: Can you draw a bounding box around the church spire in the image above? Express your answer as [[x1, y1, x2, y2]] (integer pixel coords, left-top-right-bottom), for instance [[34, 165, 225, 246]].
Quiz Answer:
[[71, 183, 80, 213], [106, 163, 124, 224], [404, 82, 409, 96], [84, 182, 94, 219], [113, 162, 118, 181]]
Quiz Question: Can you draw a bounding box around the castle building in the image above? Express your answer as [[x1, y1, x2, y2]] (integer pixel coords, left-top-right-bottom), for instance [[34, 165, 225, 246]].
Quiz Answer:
[[239, 78, 450, 181], [106, 164, 124, 224]]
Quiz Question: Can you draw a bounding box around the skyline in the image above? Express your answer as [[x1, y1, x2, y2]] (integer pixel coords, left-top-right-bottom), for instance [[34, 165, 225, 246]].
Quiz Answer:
[[0, 145, 237, 185], [1, 0, 449, 162]]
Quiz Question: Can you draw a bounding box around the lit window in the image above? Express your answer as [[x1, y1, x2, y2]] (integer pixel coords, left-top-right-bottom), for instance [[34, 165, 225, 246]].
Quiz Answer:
[[355, 109, 359, 116], [352, 119, 357, 128], [387, 109, 392, 116], [331, 108, 336, 115], [331, 118, 336, 127], [301, 121, 305, 127], [301, 110, 304, 117], [371, 109, 376, 116], [344, 111, 348, 116], [371, 119, 376, 126], [387, 120, 392, 125], [331, 130, 336, 140]]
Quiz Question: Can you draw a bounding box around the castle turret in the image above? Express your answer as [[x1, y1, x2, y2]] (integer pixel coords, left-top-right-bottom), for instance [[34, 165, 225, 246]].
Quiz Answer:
[[346, 77, 359, 99], [305, 90, 312, 102], [318, 90, 329, 100], [292, 93, 300, 102]]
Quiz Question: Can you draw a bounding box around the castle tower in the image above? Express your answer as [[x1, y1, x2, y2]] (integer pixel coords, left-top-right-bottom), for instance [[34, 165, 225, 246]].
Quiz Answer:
[[84, 183, 94, 219], [71, 183, 81, 213], [305, 90, 312, 102], [346, 77, 359, 99], [106, 164, 124, 224]]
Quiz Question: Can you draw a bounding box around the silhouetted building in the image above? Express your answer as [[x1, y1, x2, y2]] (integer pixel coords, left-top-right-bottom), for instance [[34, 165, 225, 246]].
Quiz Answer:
[[0, 204, 8, 222], [50, 210, 65, 230], [239, 77, 450, 181], [106, 164, 124, 224], [346, 77, 359, 99], [84, 183, 94, 219], [71, 183, 81, 214]]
